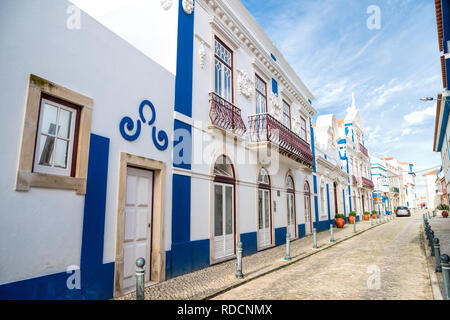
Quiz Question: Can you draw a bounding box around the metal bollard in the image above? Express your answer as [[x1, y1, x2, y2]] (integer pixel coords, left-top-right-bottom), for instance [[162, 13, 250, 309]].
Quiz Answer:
[[235, 242, 243, 278], [434, 238, 442, 272], [136, 258, 145, 301], [370, 214, 373, 226], [431, 234, 436, 257], [441, 254, 450, 300], [285, 233, 291, 261], [429, 231, 435, 252], [313, 228, 317, 249], [330, 224, 335, 243], [353, 218, 356, 233]]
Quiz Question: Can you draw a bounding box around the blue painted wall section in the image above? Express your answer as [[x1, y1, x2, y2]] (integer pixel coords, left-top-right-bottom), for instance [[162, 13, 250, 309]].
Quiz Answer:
[[272, 79, 278, 95], [310, 124, 320, 229], [275, 227, 287, 246], [0, 134, 114, 300], [326, 184, 331, 222], [298, 224, 306, 238], [241, 232, 257, 256], [167, 1, 205, 279], [174, 0, 194, 118]]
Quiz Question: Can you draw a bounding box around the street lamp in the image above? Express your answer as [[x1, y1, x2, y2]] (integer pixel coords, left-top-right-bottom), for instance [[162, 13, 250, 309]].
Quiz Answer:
[[420, 97, 445, 101]]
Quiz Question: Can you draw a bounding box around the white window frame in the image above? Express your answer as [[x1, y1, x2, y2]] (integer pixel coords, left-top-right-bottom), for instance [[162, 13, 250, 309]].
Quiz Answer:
[[214, 39, 233, 103], [33, 98, 77, 177]]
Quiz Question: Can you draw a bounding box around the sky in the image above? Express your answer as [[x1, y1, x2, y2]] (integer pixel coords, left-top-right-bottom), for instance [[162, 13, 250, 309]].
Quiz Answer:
[[241, 0, 442, 197]]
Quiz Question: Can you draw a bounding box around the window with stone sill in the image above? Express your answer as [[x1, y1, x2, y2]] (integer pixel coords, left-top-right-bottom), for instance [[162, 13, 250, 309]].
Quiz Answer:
[[16, 74, 93, 195]]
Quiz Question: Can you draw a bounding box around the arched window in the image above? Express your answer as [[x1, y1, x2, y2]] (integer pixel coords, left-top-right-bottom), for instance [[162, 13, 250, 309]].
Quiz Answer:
[[287, 175, 295, 191], [212, 155, 235, 260], [286, 175, 296, 239], [214, 155, 234, 180], [258, 168, 270, 186], [258, 168, 272, 248]]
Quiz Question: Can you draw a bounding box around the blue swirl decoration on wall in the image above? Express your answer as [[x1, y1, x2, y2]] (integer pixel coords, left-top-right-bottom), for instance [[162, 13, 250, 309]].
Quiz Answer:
[[119, 100, 168, 151]]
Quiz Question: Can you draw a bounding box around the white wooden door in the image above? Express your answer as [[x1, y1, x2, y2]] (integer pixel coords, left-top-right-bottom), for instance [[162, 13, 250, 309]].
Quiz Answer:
[[214, 183, 235, 260], [287, 193, 296, 239], [258, 189, 271, 248], [123, 167, 153, 291]]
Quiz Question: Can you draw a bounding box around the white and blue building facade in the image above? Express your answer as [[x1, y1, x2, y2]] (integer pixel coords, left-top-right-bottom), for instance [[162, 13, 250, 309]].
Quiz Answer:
[[319, 96, 374, 222], [433, 0, 450, 199], [314, 115, 350, 224], [0, 0, 323, 300]]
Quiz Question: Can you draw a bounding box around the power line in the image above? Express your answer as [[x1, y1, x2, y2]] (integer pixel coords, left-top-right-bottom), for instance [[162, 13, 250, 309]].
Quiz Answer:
[[414, 165, 442, 174]]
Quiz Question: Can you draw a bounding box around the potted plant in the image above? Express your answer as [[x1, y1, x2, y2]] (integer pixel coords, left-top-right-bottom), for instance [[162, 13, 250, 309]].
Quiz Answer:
[[371, 210, 377, 219], [363, 211, 370, 221], [437, 204, 449, 218], [335, 213, 345, 228], [349, 211, 357, 224]]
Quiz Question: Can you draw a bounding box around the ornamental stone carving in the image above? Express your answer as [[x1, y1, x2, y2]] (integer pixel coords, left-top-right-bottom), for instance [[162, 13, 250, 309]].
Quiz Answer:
[[160, 0, 173, 10], [270, 92, 282, 120], [293, 117, 302, 135], [237, 69, 253, 99], [199, 42, 206, 69], [182, 0, 194, 15]]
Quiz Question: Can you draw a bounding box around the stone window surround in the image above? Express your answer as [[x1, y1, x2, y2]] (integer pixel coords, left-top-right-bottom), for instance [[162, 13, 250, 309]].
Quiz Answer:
[[15, 74, 93, 195]]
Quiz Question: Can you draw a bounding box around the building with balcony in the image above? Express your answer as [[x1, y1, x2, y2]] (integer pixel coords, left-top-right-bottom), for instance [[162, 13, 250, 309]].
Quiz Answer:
[[371, 157, 405, 213], [433, 0, 450, 199], [314, 115, 350, 225], [190, 0, 319, 271], [333, 94, 374, 220], [0, 0, 326, 300]]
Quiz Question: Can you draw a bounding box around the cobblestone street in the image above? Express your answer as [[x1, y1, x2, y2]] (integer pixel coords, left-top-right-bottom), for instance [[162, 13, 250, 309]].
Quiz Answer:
[[213, 215, 432, 300], [116, 214, 434, 300]]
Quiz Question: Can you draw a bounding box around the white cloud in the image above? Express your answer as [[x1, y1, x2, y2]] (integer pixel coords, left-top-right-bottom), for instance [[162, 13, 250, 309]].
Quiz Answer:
[[401, 128, 412, 136], [403, 105, 436, 126]]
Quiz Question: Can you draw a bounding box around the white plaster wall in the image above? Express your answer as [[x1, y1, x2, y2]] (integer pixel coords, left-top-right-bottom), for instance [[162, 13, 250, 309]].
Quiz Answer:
[[69, 0, 179, 75], [0, 0, 175, 284]]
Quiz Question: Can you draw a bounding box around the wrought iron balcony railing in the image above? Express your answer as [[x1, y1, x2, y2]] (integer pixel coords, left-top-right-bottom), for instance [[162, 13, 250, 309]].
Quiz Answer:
[[209, 92, 247, 136], [362, 177, 375, 189], [248, 113, 314, 168], [359, 143, 369, 157]]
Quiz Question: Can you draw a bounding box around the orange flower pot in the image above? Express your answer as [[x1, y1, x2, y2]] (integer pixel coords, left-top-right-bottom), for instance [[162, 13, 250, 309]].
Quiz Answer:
[[443, 211, 449, 218], [364, 215, 370, 221], [372, 214, 377, 220], [335, 218, 345, 228], [348, 216, 355, 224]]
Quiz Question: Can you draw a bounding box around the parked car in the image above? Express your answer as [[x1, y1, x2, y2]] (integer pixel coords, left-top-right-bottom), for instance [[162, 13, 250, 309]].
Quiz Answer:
[[395, 206, 411, 217]]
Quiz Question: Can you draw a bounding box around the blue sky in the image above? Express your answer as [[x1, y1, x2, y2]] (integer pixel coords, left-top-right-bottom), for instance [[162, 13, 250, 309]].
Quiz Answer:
[[242, 0, 442, 196]]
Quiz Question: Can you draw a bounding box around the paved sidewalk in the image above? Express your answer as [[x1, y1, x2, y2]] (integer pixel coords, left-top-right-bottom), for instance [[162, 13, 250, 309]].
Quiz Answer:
[[426, 213, 450, 299], [117, 217, 393, 300]]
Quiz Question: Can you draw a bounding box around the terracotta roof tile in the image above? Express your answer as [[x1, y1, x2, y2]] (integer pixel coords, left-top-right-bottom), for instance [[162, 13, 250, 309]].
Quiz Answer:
[[423, 169, 439, 176]]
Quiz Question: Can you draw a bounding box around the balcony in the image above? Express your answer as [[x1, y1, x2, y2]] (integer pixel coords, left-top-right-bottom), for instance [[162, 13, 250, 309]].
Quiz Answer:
[[248, 113, 314, 168], [359, 143, 369, 157], [209, 92, 247, 136], [362, 177, 375, 189]]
